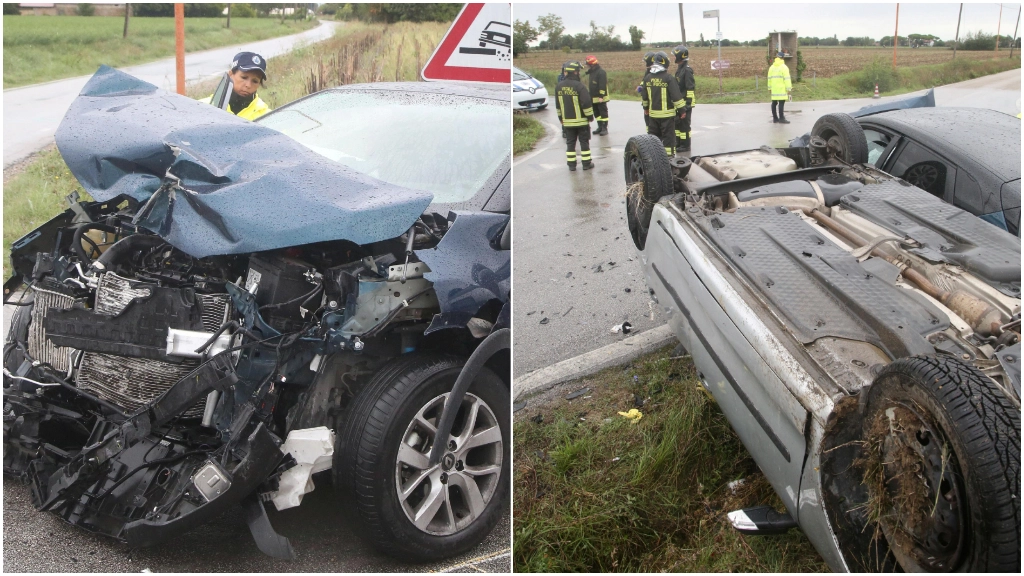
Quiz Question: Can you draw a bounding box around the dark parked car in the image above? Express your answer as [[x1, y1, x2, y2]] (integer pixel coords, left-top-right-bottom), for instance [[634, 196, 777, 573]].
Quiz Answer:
[[3, 67, 510, 562], [853, 108, 1021, 236]]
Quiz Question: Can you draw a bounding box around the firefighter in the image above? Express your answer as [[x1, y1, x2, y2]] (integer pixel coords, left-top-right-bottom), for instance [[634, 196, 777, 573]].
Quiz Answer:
[[638, 51, 656, 132], [671, 45, 695, 154], [585, 55, 609, 135], [768, 50, 792, 124], [555, 61, 595, 171], [641, 52, 686, 157], [200, 52, 271, 121]]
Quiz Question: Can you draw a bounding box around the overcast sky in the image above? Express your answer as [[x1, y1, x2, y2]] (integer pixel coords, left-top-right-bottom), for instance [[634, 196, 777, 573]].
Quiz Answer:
[[514, 2, 1022, 44]]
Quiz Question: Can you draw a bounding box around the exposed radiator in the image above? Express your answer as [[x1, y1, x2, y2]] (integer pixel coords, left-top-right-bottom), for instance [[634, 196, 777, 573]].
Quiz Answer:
[[34, 272, 232, 417], [27, 284, 76, 373]]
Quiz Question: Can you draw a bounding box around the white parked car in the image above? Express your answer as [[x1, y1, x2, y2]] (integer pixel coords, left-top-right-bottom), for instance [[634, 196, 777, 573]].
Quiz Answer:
[[513, 66, 547, 111]]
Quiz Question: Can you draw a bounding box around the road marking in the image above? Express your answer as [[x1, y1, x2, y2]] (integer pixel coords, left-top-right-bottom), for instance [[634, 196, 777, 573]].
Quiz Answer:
[[701, 125, 722, 130], [721, 121, 743, 125], [438, 549, 511, 573]]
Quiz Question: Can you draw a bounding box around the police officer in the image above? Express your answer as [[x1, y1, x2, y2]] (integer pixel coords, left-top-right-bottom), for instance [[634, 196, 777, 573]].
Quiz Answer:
[[585, 55, 609, 135], [200, 51, 271, 121], [641, 52, 686, 157], [768, 50, 792, 124], [555, 61, 595, 171], [671, 45, 695, 154]]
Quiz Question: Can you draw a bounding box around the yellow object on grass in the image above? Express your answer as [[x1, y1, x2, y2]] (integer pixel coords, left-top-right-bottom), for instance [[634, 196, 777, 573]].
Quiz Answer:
[[618, 408, 643, 423]]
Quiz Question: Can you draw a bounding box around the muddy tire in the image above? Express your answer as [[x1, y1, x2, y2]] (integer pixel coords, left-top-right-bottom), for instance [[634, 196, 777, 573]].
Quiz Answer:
[[333, 354, 509, 562], [858, 356, 1020, 571], [624, 134, 674, 250], [810, 113, 868, 164]]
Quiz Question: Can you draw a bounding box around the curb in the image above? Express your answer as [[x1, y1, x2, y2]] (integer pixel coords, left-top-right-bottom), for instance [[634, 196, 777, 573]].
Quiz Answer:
[[512, 324, 678, 401]]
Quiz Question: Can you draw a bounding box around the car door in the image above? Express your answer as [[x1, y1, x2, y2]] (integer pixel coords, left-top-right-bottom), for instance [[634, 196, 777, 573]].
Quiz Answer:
[[882, 138, 957, 203], [641, 204, 810, 519]]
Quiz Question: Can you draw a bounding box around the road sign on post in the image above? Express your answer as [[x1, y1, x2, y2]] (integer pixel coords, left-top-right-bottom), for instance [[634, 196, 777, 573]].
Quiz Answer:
[[711, 60, 730, 70], [704, 8, 723, 94], [422, 3, 511, 83]]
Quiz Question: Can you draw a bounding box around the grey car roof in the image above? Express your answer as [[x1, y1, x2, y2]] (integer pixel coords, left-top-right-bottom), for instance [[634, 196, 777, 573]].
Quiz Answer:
[[862, 107, 1021, 183]]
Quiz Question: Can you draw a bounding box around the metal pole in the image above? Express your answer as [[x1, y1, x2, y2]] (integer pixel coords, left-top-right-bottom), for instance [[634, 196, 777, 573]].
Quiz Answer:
[[226, 3, 231, 29], [679, 3, 686, 44], [995, 3, 1003, 52], [175, 3, 185, 95], [893, 3, 899, 67], [953, 3, 962, 60], [1010, 6, 1020, 58], [717, 15, 722, 94], [123, 3, 130, 38]]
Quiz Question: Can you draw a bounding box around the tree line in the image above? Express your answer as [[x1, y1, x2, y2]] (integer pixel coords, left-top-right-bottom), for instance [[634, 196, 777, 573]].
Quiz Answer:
[[513, 12, 1021, 56]]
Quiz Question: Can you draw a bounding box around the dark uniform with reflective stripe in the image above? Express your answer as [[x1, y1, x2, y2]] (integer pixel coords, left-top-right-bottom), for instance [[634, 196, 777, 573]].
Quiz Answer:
[[556, 74, 595, 169], [674, 61, 695, 151], [642, 68, 686, 157], [587, 63, 609, 134]]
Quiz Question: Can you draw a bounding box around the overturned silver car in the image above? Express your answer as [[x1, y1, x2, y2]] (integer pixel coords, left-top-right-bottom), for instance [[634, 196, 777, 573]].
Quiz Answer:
[[625, 113, 1020, 571], [3, 68, 511, 561]]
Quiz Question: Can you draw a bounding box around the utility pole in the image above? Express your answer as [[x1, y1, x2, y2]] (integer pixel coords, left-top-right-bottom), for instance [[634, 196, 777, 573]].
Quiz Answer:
[[893, 3, 899, 67], [123, 3, 130, 38], [226, 3, 231, 29], [678, 3, 686, 44], [953, 3, 962, 60], [1011, 6, 1020, 58], [995, 3, 1003, 52], [175, 3, 185, 95]]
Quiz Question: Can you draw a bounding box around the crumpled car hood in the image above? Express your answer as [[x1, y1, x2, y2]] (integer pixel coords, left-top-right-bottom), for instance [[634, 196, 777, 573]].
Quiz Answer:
[[55, 66, 434, 258]]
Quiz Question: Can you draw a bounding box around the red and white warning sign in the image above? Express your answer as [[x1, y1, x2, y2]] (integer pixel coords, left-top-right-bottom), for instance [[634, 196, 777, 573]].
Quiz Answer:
[[421, 3, 510, 83]]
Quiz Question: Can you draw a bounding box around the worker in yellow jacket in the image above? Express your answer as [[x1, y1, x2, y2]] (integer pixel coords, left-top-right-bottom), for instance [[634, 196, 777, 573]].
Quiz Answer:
[[767, 51, 792, 124], [200, 52, 271, 121]]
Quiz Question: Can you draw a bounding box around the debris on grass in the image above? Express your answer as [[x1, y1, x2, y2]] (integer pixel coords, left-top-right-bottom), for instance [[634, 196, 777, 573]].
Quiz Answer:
[[617, 408, 643, 422]]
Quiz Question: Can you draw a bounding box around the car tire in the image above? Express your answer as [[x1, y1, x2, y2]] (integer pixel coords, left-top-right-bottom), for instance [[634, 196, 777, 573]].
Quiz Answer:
[[825, 356, 1020, 571], [333, 354, 509, 562], [811, 113, 869, 164], [624, 134, 674, 250]]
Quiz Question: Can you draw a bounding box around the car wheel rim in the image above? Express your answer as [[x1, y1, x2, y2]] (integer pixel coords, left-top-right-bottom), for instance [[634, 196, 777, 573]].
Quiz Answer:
[[866, 402, 967, 571], [628, 153, 644, 185], [395, 392, 503, 536], [905, 164, 939, 191]]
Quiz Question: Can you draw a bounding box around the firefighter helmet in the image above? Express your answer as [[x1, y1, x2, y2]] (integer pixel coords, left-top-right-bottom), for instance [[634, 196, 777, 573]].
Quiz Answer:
[[672, 45, 689, 62], [562, 61, 583, 77], [652, 51, 670, 68], [585, 55, 599, 65], [643, 51, 656, 68]]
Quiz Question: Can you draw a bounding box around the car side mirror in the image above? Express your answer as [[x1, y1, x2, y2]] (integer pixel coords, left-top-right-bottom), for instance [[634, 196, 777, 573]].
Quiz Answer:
[[210, 73, 232, 111]]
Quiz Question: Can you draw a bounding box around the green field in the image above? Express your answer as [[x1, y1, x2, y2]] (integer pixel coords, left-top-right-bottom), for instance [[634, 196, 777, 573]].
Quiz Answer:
[[3, 15, 317, 88], [514, 347, 828, 572], [522, 55, 1020, 105]]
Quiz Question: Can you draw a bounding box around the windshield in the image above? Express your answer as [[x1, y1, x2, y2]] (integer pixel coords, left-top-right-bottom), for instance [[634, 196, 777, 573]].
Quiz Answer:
[[513, 68, 529, 81], [259, 89, 509, 204]]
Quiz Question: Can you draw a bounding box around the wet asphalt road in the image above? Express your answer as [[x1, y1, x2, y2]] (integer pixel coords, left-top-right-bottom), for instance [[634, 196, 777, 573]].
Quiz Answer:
[[512, 68, 1021, 378], [2, 480, 510, 572]]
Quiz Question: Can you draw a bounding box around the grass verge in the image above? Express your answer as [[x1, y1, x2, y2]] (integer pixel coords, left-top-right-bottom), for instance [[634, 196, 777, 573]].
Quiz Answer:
[[514, 113, 546, 156], [523, 56, 1020, 104], [3, 16, 317, 88], [513, 346, 828, 572]]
